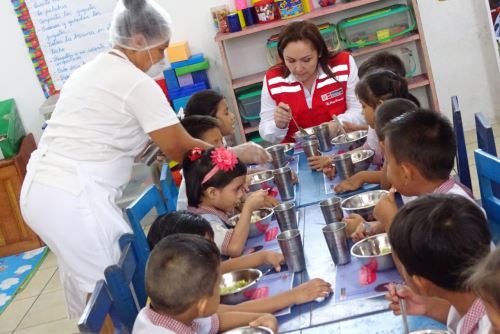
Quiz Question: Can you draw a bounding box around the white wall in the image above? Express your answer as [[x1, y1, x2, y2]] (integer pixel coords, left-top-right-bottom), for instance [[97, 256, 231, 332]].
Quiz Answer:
[[1, 0, 499, 143]]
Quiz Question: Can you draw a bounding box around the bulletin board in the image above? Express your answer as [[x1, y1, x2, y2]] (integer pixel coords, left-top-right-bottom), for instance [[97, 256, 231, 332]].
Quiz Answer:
[[10, 0, 116, 97]]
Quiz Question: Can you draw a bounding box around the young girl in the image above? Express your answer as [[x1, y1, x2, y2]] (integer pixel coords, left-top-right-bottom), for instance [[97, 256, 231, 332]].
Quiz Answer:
[[183, 146, 269, 257], [321, 69, 420, 178]]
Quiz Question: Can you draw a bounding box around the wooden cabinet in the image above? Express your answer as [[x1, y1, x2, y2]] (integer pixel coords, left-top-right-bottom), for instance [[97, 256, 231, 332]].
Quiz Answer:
[[215, 0, 439, 144], [0, 134, 43, 257]]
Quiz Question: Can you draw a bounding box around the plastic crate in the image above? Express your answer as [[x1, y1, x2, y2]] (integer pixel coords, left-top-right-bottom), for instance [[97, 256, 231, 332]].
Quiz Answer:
[[0, 99, 25, 159], [338, 5, 416, 49], [236, 84, 262, 124], [265, 23, 341, 65]]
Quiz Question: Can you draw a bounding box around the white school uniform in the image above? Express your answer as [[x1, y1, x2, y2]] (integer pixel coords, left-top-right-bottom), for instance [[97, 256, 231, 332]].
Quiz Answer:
[[447, 299, 491, 334], [20, 49, 178, 318]]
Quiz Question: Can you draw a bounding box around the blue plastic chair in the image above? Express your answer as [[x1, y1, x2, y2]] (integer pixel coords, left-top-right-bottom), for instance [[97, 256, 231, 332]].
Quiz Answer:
[[475, 112, 499, 198], [126, 184, 167, 263], [475, 149, 500, 242], [160, 163, 178, 213], [451, 96, 472, 191], [78, 280, 128, 333], [104, 234, 148, 332]]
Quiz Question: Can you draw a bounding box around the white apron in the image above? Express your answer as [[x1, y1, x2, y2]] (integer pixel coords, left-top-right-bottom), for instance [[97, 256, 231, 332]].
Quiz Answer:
[[20, 145, 134, 318]]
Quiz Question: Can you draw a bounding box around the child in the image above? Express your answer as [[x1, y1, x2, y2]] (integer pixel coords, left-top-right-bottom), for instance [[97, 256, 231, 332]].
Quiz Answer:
[[357, 51, 406, 78], [334, 98, 419, 193], [467, 248, 500, 333], [147, 211, 333, 314], [133, 234, 278, 333], [352, 109, 475, 240], [385, 194, 492, 333], [183, 147, 269, 257]]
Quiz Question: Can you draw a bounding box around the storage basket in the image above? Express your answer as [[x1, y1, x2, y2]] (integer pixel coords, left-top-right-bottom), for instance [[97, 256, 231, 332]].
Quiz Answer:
[[0, 99, 25, 160], [236, 84, 262, 125], [338, 5, 416, 49]]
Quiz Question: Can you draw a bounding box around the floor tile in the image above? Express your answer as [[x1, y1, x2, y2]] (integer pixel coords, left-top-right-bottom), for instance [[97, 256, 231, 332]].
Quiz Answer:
[[39, 251, 57, 270], [14, 267, 57, 301], [13, 318, 78, 334], [0, 297, 36, 332], [41, 269, 62, 294], [17, 290, 67, 329]]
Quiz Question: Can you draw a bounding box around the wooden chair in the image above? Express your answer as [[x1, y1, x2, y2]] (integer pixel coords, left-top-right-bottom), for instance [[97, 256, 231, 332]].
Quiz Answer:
[[160, 163, 178, 213], [451, 96, 472, 191], [104, 234, 148, 332], [474, 149, 500, 242], [125, 185, 167, 263], [78, 280, 128, 333]]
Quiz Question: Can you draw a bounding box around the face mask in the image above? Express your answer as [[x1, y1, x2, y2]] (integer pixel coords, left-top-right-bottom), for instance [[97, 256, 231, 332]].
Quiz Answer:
[[145, 49, 167, 79]]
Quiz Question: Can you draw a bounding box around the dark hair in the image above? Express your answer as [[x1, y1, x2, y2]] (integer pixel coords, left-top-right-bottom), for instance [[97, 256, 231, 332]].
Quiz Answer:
[[389, 194, 491, 292], [181, 115, 220, 140], [276, 20, 339, 79], [184, 90, 224, 118], [147, 211, 215, 250], [355, 69, 420, 108], [374, 98, 419, 140], [467, 248, 500, 308], [358, 52, 406, 78], [146, 234, 220, 314], [382, 109, 456, 181], [182, 147, 247, 207]]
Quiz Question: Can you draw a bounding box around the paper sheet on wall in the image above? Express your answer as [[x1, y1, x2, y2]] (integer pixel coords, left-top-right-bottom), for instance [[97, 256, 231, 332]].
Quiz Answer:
[[24, 0, 116, 90]]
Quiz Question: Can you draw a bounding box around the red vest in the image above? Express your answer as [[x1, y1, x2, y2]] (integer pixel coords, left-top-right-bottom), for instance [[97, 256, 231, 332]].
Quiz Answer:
[[265, 52, 351, 143]]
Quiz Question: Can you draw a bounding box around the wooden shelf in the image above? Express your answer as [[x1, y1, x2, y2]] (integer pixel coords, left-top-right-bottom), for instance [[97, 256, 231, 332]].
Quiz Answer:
[[232, 33, 421, 89], [408, 73, 429, 89], [244, 125, 259, 134], [215, 0, 381, 42]]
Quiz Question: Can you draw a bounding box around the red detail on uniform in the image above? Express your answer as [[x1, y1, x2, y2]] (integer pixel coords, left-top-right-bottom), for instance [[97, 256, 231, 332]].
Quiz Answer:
[[265, 52, 351, 143]]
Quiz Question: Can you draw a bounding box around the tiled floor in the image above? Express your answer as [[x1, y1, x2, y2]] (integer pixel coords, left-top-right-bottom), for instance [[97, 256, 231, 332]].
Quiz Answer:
[[0, 125, 498, 333]]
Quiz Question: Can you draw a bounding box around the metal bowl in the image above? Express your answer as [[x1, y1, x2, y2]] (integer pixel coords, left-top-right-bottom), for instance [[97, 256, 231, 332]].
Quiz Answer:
[[221, 326, 274, 334], [220, 269, 263, 305], [351, 233, 395, 271], [409, 331, 451, 334], [294, 127, 316, 145], [351, 149, 375, 173], [248, 170, 275, 192], [330, 130, 368, 154], [227, 208, 274, 238], [341, 190, 388, 221]]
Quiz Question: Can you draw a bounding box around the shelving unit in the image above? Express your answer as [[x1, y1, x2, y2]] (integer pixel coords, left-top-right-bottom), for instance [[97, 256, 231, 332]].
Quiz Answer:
[[215, 0, 439, 144]]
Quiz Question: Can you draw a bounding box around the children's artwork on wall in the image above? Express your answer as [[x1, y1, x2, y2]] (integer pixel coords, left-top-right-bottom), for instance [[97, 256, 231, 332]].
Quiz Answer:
[[10, 0, 115, 97]]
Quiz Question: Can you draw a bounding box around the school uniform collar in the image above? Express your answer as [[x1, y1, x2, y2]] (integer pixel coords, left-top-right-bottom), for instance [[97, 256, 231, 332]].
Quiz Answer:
[[187, 205, 229, 224], [146, 305, 200, 334], [461, 298, 487, 334], [432, 177, 474, 199]]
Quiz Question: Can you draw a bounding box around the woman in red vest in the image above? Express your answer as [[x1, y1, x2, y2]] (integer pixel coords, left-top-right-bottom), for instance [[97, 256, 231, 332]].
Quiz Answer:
[[259, 21, 365, 161]]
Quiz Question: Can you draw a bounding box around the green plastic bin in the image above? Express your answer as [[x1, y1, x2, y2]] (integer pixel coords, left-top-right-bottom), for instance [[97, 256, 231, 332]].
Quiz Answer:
[[0, 99, 25, 159]]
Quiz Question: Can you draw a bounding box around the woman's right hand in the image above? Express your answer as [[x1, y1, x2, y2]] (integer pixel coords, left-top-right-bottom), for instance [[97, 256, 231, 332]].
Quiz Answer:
[[274, 102, 292, 129], [385, 284, 427, 316]]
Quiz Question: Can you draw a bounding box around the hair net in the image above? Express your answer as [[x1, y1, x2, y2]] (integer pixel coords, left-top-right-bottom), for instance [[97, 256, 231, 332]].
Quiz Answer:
[[110, 0, 172, 51]]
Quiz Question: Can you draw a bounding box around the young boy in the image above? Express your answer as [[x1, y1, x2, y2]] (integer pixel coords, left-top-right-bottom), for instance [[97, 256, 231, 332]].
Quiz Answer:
[[352, 109, 474, 238], [133, 234, 278, 333], [468, 248, 500, 334], [358, 51, 407, 78], [385, 194, 492, 333], [147, 211, 333, 314]]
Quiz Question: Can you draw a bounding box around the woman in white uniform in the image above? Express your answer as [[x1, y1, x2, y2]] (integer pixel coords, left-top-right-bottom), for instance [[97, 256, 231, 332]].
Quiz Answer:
[[20, 0, 212, 318]]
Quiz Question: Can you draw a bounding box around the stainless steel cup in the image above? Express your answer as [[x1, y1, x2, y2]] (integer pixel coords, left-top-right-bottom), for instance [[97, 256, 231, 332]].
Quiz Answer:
[[313, 123, 332, 152], [277, 229, 306, 272], [274, 201, 298, 232], [273, 167, 294, 201], [333, 153, 354, 180], [302, 139, 321, 159], [319, 197, 343, 223], [322, 222, 351, 265], [267, 145, 287, 169]]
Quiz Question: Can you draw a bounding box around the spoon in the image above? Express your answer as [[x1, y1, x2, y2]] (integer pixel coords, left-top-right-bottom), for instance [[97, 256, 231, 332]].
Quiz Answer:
[[332, 114, 347, 137], [291, 113, 309, 137], [396, 284, 410, 334]]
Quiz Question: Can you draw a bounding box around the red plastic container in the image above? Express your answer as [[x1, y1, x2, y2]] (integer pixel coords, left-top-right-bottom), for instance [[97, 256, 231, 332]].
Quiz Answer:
[[254, 0, 279, 24]]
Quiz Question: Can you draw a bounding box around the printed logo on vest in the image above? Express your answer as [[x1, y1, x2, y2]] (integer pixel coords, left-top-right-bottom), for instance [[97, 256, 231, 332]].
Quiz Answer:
[[321, 88, 343, 102]]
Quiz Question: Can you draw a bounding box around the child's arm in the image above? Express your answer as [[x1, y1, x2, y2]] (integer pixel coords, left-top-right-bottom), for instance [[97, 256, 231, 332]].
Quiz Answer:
[[221, 251, 284, 274], [380, 160, 391, 190], [218, 312, 278, 333], [373, 190, 399, 232], [218, 279, 332, 314], [334, 171, 382, 193], [308, 155, 332, 172], [226, 190, 268, 257]]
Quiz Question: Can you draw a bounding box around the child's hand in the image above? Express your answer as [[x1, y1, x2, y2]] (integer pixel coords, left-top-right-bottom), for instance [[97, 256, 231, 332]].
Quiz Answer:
[[342, 121, 369, 132], [244, 190, 268, 212], [263, 195, 279, 208], [343, 213, 365, 235], [323, 164, 336, 180], [261, 251, 285, 271], [373, 189, 399, 231], [308, 156, 331, 171], [385, 284, 427, 316], [351, 222, 368, 243], [249, 314, 278, 334], [334, 173, 364, 193], [291, 170, 299, 184], [292, 278, 332, 305]]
